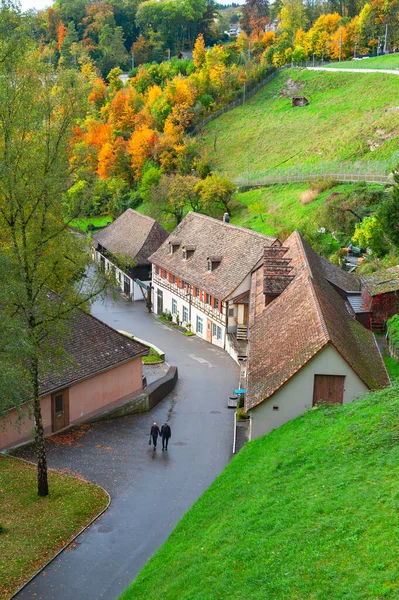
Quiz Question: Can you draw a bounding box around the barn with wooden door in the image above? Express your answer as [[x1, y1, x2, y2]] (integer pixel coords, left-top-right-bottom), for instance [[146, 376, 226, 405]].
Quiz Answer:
[[245, 231, 390, 440], [0, 308, 148, 450], [360, 266, 399, 332]]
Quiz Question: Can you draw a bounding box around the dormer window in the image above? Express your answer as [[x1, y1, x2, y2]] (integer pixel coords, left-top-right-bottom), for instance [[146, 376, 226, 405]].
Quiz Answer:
[[169, 239, 181, 254], [207, 256, 222, 271], [182, 245, 195, 259]]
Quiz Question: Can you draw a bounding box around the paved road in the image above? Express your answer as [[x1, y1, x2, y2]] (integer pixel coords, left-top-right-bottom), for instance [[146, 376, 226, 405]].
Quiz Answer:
[[14, 295, 238, 600]]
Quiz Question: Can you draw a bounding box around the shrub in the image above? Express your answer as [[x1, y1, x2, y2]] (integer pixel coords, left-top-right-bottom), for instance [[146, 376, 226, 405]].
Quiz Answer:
[[310, 178, 338, 193], [387, 315, 399, 355], [236, 407, 249, 420], [300, 189, 318, 205]]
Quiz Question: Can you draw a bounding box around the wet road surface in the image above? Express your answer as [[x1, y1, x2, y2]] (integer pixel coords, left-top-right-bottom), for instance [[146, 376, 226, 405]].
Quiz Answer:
[[14, 295, 238, 600]]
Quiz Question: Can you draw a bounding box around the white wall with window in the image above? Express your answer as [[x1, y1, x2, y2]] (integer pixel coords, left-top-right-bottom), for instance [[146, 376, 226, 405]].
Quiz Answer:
[[94, 250, 145, 302], [151, 268, 227, 349]]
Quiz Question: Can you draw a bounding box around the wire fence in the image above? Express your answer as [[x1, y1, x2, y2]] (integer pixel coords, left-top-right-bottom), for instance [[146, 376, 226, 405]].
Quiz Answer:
[[234, 154, 399, 188]]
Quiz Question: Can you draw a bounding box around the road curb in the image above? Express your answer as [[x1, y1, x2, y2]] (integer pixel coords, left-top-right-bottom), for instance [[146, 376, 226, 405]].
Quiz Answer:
[[8, 454, 111, 599]]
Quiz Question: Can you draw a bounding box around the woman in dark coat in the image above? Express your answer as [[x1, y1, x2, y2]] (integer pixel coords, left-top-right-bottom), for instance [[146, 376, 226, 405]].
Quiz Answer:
[[150, 422, 161, 450]]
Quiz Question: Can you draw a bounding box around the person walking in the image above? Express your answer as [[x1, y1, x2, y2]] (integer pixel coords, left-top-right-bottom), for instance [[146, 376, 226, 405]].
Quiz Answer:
[[160, 422, 171, 451], [150, 422, 160, 450]]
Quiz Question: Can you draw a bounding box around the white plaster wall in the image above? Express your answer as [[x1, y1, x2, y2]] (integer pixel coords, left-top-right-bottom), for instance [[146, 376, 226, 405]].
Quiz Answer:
[[95, 251, 146, 301], [225, 273, 251, 301], [152, 280, 226, 349], [249, 345, 368, 440]]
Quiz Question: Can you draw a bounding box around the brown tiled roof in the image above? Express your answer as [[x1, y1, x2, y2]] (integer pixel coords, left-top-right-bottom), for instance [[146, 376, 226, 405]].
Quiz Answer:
[[361, 266, 399, 296], [93, 209, 169, 266], [149, 212, 276, 299], [245, 231, 389, 412], [39, 309, 148, 396]]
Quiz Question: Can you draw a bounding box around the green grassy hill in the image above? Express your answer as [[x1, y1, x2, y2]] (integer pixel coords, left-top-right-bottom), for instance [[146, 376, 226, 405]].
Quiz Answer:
[[323, 53, 399, 70], [202, 69, 399, 179], [121, 385, 399, 600]]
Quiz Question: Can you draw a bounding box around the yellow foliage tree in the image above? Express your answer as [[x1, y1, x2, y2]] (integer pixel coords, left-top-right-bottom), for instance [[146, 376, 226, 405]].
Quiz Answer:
[[127, 125, 158, 176], [193, 33, 206, 69]]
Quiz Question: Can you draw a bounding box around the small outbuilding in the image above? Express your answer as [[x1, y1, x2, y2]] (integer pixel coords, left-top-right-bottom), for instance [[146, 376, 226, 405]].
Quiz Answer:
[[0, 309, 148, 450], [360, 266, 399, 332], [292, 96, 309, 107], [93, 210, 169, 301]]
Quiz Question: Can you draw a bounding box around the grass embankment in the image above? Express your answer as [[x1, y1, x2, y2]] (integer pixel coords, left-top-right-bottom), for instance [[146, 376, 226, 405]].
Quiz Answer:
[[231, 181, 386, 237], [69, 215, 113, 233], [142, 346, 164, 364], [323, 53, 399, 70], [0, 456, 108, 598], [121, 385, 399, 600], [202, 69, 399, 178]]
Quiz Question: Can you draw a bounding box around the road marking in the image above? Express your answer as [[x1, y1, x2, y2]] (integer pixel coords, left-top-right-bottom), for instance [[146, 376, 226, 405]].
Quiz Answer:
[[188, 354, 215, 368]]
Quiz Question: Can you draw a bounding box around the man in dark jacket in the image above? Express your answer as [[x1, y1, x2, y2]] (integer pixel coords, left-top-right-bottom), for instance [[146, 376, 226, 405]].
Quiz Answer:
[[160, 422, 171, 451], [150, 422, 160, 450]]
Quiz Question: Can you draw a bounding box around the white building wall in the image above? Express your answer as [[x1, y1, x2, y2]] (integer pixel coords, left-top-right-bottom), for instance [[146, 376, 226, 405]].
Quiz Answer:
[[249, 344, 368, 440], [151, 276, 226, 349], [94, 250, 147, 302]]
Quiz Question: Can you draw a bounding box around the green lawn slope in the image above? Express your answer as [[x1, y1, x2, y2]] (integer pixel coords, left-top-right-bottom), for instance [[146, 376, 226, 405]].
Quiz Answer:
[[202, 69, 399, 178], [323, 53, 399, 70], [121, 385, 399, 600]]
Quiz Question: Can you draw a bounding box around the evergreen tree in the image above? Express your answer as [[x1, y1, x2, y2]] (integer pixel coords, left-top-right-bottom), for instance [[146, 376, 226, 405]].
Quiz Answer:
[[60, 20, 78, 68]]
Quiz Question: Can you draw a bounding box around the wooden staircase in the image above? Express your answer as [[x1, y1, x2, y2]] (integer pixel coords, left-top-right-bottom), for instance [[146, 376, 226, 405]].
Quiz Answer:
[[236, 325, 248, 341]]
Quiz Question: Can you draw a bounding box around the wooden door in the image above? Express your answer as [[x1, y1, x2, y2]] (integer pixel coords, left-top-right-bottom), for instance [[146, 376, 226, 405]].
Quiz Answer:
[[243, 304, 249, 325], [123, 275, 131, 296], [313, 375, 345, 406], [206, 319, 212, 343], [51, 389, 70, 433], [157, 289, 163, 314]]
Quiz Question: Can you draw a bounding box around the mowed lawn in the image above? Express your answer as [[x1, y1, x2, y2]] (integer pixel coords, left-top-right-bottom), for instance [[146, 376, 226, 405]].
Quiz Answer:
[[0, 456, 108, 598], [202, 69, 399, 178], [121, 384, 399, 600], [323, 53, 399, 70]]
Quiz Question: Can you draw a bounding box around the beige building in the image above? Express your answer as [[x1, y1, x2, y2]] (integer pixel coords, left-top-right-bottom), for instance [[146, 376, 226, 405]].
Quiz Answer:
[[0, 309, 148, 450], [246, 231, 390, 440]]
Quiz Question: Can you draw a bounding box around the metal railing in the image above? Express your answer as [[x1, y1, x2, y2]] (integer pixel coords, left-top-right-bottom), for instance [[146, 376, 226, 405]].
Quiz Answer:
[[234, 153, 399, 188]]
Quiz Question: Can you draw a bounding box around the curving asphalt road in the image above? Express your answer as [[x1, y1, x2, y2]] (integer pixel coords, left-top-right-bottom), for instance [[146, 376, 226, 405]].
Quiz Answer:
[[14, 294, 239, 600]]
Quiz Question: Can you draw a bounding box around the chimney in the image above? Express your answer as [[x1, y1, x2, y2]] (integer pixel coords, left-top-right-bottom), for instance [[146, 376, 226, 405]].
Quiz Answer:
[[263, 240, 294, 305], [223, 212, 230, 223]]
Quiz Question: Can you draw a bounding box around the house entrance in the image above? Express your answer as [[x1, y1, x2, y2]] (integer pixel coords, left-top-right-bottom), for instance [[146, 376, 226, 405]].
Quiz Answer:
[[51, 389, 70, 433], [206, 319, 212, 343], [157, 289, 163, 314], [123, 275, 131, 296], [313, 375, 345, 406]]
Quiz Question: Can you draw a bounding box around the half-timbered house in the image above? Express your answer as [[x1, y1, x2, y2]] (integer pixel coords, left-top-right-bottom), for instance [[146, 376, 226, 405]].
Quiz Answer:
[[149, 212, 276, 360]]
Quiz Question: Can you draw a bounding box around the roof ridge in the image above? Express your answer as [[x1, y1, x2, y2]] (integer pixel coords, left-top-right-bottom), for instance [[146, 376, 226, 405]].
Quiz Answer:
[[126, 208, 157, 224], [184, 211, 276, 241], [78, 306, 148, 353]]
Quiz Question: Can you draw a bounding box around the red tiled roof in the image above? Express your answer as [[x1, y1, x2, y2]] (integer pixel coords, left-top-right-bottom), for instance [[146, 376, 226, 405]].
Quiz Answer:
[[93, 209, 169, 266], [245, 231, 389, 412], [149, 212, 276, 299], [39, 309, 148, 396]]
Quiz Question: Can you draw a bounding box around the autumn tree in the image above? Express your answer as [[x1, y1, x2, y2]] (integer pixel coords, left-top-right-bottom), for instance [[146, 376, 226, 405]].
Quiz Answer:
[[193, 33, 206, 68], [151, 174, 200, 225], [195, 173, 236, 215], [241, 0, 270, 36], [0, 3, 106, 497]]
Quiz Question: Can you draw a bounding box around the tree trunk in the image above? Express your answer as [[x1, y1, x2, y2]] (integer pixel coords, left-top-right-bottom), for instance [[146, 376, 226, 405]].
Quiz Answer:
[[31, 357, 49, 497]]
